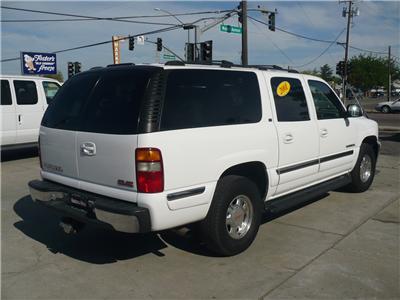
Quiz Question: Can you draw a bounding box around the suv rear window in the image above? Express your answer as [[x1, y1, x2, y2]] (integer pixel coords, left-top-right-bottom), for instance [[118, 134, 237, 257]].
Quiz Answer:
[[42, 69, 153, 134], [160, 69, 262, 130]]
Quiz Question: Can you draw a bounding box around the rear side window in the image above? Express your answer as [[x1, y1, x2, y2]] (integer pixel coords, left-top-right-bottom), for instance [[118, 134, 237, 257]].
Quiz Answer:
[[161, 70, 262, 130], [42, 69, 152, 134], [42, 81, 60, 104], [271, 77, 310, 122], [14, 80, 38, 105], [1, 80, 12, 105]]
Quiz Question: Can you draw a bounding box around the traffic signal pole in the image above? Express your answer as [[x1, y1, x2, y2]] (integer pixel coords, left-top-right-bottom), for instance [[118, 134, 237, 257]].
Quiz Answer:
[[241, 1, 248, 66]]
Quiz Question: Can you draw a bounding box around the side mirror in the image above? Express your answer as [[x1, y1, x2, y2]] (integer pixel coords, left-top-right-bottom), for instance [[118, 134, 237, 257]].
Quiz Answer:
[[347, 104, 363, 117]]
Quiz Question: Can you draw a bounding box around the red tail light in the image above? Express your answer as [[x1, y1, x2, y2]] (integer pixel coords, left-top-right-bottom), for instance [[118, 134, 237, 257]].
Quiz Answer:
[[135, 148, 164, 193], [38, 137, 43, 169]]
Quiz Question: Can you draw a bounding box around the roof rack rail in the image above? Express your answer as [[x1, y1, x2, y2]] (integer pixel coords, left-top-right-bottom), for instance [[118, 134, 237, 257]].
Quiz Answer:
[[165, 61, 185, 66], [106, 63, 135, 67], [166, 60, 299, 73]]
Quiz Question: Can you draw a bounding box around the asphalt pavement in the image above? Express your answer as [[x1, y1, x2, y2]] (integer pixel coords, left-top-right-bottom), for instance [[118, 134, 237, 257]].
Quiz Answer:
[[1, 137, 399, 299]]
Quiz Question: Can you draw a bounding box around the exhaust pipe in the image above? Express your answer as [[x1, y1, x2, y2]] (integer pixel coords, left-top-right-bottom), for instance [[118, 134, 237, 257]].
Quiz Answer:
[[59, 217, 84, 234]]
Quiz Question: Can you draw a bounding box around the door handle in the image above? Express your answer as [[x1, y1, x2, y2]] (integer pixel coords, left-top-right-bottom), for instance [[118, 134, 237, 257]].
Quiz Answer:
[[18, 114, 22, 124], [80, 142, 96, 156], [320, 129, 328, 138], [283, 134, 294, 144]]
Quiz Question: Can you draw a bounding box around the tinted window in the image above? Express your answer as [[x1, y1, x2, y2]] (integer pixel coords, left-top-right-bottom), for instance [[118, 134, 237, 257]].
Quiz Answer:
[[42, 81, 60, 104], [271, 77, 309, 122], [82, 71, 149, 134], [1, 80, 12, 105], [42, 69, 152, 134], [308, 80, 345, 119], [42, 73, 98, 131], [14, 80, 38, 105], [161, 70, 261, 130]]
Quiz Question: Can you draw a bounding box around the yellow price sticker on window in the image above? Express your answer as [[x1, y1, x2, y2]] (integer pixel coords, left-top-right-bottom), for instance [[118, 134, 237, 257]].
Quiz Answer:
[[277, 81, 291, 97]]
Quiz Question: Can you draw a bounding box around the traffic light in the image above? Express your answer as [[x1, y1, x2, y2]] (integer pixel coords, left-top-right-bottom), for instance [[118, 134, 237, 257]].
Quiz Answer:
[[347, 62, 352, 75], [68, 62, 74, 78], [186, 43, 195, 62], [129, 36, 135, 51], [336, 61, 345, 76], [74, 62, 81, 74], [200, 40, 213, 62], [268, 12, 276, 31], [156, 38, 162, 52]]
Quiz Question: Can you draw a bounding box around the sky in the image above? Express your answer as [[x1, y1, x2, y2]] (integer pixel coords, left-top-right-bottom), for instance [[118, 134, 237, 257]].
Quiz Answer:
[[1, 1, 399, 79]]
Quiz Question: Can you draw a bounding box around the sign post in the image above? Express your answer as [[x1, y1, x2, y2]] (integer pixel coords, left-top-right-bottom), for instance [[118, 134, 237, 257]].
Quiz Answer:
[[112, 35, 121, 64], [20, 52, 57, 75]]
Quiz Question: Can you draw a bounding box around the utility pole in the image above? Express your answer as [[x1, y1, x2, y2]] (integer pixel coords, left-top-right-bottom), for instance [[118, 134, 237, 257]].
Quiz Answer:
[[241, 1, 248, 66], [341, 0, 359, 103], [388, 45, 391, 102]]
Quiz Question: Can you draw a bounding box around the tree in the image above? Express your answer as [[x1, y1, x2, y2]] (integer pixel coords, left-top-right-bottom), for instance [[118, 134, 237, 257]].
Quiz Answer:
[[302, 68, 319, 76], [319, 64, 333, 81], [348, 54, 400, 92], [41, 71, 64, 83]]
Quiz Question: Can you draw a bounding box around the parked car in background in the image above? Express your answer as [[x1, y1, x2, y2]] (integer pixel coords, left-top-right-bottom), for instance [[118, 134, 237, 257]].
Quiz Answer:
[[1, 75, 61, 149], [375, 98, 400, 113]]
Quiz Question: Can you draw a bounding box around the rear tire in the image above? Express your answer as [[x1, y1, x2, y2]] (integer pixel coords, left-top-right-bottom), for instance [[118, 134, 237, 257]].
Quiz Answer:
[[381, 106, 391, 113], [199, 175, 262, 256], [347, 143, 376, 192]]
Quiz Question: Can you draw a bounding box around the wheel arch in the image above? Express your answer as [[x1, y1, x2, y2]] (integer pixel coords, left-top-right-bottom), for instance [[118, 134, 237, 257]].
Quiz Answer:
[[219, 161, 269, 200], [362, 135, 380, 158]]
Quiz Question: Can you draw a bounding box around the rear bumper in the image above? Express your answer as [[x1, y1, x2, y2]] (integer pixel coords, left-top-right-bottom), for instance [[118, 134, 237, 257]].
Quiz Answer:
[[28, 180, 151, 233]]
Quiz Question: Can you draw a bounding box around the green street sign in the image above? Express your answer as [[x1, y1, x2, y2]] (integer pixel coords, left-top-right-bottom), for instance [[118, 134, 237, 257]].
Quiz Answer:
[[220, 24, 242, 34], [163, 54, 176, 60]]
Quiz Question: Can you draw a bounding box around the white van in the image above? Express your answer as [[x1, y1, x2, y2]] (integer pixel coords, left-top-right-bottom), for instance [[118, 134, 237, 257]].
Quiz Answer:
[[1, 75, 61, 149]]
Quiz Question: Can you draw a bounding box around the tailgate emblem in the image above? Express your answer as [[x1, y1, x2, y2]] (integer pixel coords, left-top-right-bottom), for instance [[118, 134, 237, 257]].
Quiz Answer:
[[117, 179, 134, 188]]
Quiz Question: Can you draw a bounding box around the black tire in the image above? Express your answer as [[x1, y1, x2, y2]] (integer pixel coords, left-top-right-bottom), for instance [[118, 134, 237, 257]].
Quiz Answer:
[[199, 175, 262, 256], [347, 143, 376, 192], [381, 106, 391, 113]]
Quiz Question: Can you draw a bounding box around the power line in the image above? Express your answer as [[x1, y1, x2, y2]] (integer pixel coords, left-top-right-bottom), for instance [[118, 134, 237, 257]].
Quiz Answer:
[[292, 28, 346, 68], [0, 25, 182, 62], [1, 6, 233, 23], [248, 18, 294, 64], [1, 18, 178, 26], [349, 45, 387, 55], [249, 16, 335, 43], [249, 16, 391, 56]]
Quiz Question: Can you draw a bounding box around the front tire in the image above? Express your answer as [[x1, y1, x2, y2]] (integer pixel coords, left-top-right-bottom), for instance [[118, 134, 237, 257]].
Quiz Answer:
[[381, 106, 391, 113], [199, 175, 262, 256], [347, 143, 376, 192]]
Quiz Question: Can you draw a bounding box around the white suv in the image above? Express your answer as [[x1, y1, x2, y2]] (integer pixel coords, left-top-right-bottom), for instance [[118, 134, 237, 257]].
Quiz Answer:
[[29, 62, 379, 256]]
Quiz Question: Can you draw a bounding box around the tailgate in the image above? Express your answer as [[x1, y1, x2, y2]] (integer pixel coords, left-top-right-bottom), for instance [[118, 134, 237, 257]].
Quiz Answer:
[[76, 132, 138, 191], [40, 66, 157, 197]]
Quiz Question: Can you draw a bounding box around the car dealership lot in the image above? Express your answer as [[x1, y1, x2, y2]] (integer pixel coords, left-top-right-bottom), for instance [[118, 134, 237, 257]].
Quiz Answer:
[[1, 136, 399, 299]]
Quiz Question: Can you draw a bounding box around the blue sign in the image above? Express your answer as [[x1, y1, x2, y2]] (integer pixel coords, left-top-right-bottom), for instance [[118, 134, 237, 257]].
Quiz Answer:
[[21, 52, 57, 75]]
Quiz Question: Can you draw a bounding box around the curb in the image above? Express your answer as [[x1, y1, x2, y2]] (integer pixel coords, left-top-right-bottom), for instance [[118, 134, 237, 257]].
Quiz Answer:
[[379, 126, 400, 132]]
